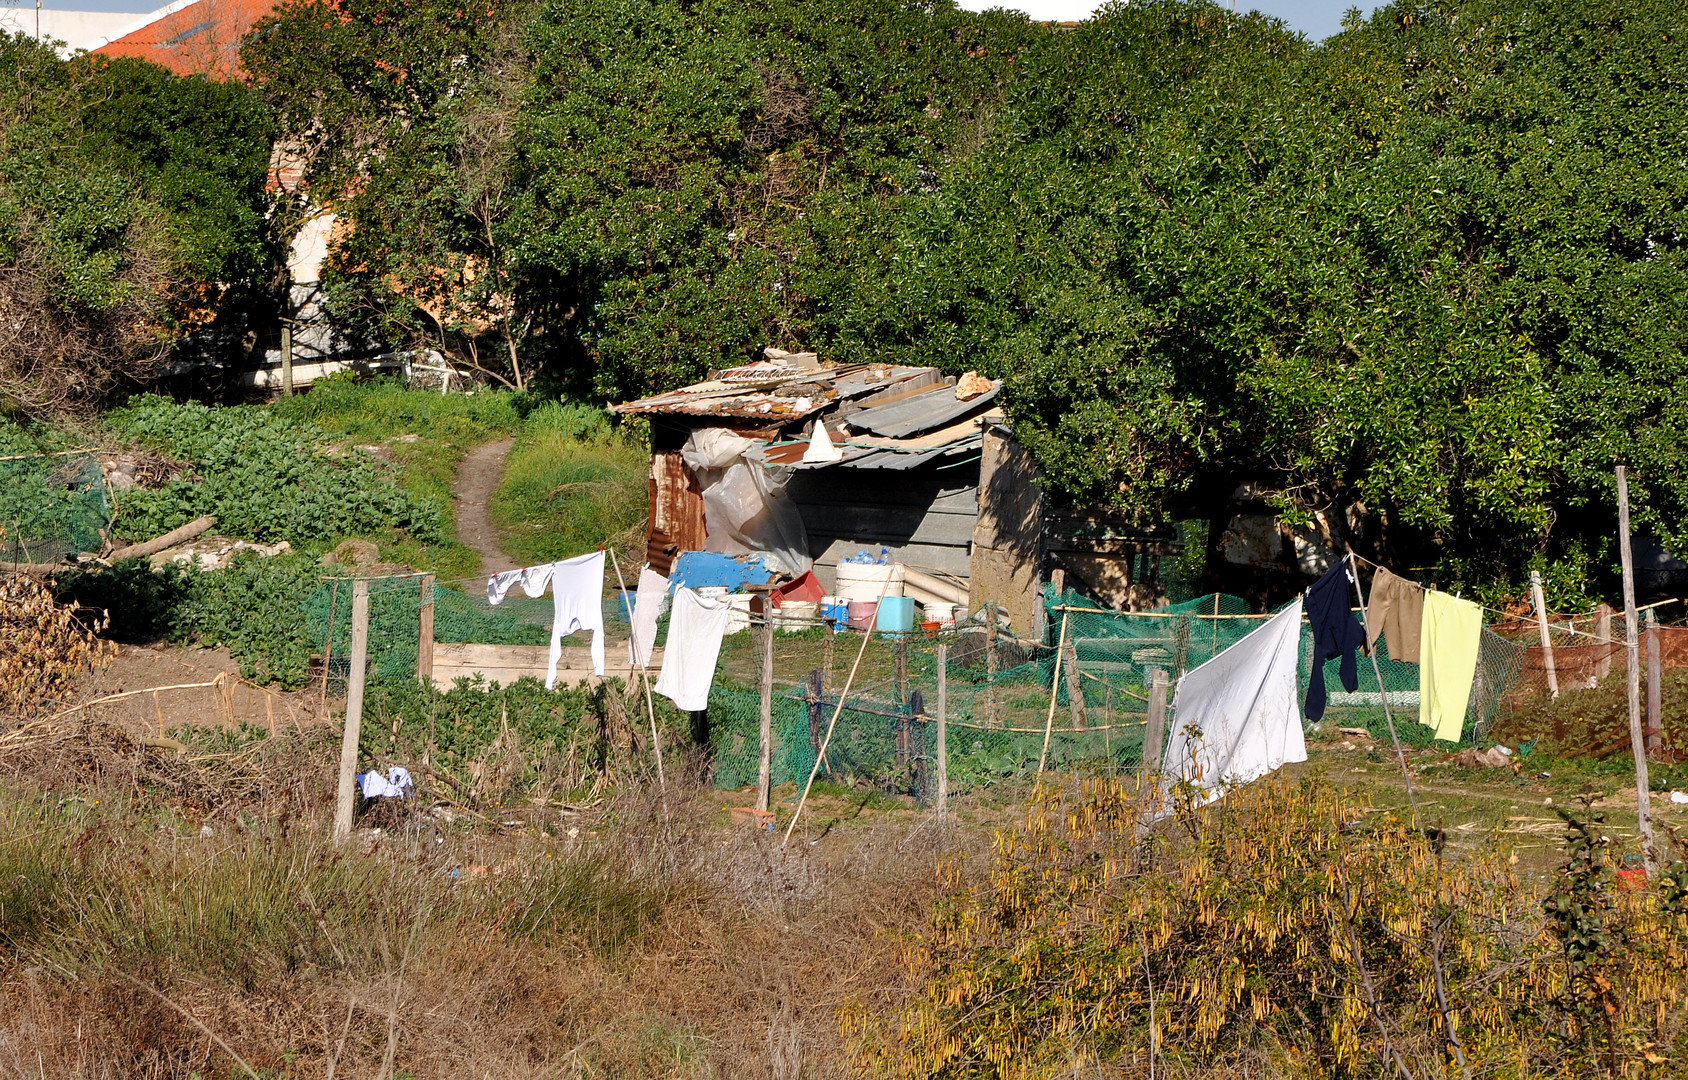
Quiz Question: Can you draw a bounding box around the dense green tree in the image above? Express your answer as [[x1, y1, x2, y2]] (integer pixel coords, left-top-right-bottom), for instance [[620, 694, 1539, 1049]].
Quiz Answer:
[[243, 0, 1688, 596], [0, 36, 274, 415]]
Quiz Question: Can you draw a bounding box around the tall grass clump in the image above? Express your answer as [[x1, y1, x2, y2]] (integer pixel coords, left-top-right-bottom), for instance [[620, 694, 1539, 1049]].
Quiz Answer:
[[490, 400, 647, 565], [849, 774, 1688, 1078]]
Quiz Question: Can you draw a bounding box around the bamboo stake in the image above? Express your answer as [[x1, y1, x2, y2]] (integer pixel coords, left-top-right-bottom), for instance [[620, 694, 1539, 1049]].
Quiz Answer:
[[1037, 608, 1071, 779], [607, 548, 664, 790], [784, 575, 894, 844], [1346, 554, 1466, 1075], [1529, 570, 1558, 699], [1615, 466, 1660, 875], [1647, 608, 1662, 755]]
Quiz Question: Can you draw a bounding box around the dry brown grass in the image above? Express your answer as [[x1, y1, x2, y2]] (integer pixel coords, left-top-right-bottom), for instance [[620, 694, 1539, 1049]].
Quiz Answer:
[[0, 724, 981, 1079]]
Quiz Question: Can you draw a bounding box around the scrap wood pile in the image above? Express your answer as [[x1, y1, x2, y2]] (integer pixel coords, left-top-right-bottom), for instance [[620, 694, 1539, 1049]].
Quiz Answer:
[[1489, 668, 1688, 762]]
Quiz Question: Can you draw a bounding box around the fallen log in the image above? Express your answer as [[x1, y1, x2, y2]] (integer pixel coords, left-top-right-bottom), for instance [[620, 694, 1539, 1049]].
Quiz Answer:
[[109, 515, 216, 562], [0, 562, 67, 575]]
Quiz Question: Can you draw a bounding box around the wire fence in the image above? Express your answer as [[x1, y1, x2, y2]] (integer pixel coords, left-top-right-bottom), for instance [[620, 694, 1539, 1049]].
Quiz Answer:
[[0, 451, 107, 564], [299, 572, 1637, 806]]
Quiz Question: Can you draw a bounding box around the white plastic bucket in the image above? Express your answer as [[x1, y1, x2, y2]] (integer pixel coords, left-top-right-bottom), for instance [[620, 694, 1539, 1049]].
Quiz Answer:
[[924, 601, 957, 627], [834, 562, 904, 602], [725, 593, 754, 635], [777, 601, 819, 632]]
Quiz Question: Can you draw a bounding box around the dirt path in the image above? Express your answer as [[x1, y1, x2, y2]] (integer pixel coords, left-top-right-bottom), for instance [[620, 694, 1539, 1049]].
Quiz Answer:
[[454, 438, 519, 575]]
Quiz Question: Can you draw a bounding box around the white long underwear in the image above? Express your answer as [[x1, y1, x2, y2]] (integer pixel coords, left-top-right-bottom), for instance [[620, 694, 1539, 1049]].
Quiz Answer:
[[545, 551, 605, 687]]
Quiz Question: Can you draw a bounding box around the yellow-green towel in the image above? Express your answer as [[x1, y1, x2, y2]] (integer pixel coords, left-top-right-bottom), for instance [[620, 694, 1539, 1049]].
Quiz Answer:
[[1420, 590, 1482, 742]]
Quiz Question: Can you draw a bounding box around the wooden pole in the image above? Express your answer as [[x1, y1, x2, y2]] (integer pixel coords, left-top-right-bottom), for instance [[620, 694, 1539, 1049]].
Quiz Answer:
[[935, 642, 948, 814], [1529, 570, 1558, 700], [757, 606, 774, 814], [321, 579, 340, 712], [280, 320, 293, 397], [1595, 603, 1614, 684], [332, 580, 369, 844], [894, 636, 910, 770], [1037, 608, 1071, 779], [1646, 608, 1662, 756], [807, 668, 826, 778], [1063, 634, 1087, 730], [984, 602, 999, 726], [1615, 466, 1659, 875], [1143, 668, 1169, 772], [785, 576, 894, 843], [416, 573, 435, 686], [607, 548, 664, 790]]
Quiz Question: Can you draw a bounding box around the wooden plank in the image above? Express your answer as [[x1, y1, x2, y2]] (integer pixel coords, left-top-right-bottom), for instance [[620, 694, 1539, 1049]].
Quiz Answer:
[[790, 487, 980, 514], [429, 643, 661, 690], [787, 473, 978, 510], [798, 504, 977, 547]]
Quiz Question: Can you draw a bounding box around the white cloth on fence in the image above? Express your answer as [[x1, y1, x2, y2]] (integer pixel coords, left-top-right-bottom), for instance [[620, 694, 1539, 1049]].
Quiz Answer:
[[546, 551, 605, 687], [653, 586, 730, 711], [359, 767, 413, 799], [1160, 597, 1305, 799], [628, 566, 669, 669], [487, 563, 555, 605]]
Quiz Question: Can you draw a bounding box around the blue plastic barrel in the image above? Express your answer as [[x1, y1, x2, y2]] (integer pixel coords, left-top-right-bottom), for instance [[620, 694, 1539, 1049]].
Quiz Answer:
[[875, 595, 915, 633]]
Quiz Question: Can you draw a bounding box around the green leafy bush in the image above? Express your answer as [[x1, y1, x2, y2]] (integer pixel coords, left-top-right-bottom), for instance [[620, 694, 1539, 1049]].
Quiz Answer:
[[56, 553, 326, 687], [105, 395, 444, 545]]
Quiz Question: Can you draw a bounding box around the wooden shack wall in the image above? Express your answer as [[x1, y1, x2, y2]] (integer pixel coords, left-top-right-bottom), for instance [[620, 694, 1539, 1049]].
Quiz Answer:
[[786, 462, 980, 590], [646, 450, 707, 575]]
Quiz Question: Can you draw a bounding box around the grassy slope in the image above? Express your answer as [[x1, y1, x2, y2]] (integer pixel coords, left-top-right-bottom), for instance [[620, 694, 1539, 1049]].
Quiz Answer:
[[488, 401, 648, 568], [269, 376, 524, 579]]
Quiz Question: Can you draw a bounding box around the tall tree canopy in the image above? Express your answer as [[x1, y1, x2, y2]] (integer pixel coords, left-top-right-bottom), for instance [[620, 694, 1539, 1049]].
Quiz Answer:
[[244, 0, 1688, 595], [0, 35, 275, 415]]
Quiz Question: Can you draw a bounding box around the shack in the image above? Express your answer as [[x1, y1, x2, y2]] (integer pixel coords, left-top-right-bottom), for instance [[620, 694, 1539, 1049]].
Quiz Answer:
[[611, 349, 1176, 633]]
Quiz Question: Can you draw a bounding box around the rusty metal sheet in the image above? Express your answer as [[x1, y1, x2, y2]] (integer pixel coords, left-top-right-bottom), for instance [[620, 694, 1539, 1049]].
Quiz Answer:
[[611, 361, 941, 420]]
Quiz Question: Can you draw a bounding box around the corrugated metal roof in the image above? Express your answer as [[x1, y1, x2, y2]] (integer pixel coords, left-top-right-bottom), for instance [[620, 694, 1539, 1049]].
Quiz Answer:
[[847, 382, 1001, 439], [611, 361, 936, 419]]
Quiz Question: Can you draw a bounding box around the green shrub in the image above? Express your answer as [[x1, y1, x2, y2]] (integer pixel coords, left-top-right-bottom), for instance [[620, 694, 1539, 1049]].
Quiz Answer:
[[104, 395, 443, 545], [56, 553, 326, 687]]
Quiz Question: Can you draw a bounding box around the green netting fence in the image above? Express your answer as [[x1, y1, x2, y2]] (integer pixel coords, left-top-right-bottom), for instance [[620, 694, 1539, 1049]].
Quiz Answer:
[[301, 575, 632, 694], [299, 572, 1528, 806], [0, 451, 108, 564]]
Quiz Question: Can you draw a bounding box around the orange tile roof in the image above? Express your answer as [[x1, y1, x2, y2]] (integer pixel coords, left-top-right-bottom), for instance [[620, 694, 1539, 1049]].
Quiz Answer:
[[92, 0, 277, 79]]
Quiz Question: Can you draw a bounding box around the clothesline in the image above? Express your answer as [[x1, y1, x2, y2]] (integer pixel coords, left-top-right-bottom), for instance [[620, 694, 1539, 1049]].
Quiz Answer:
[[1346, 550, 1679, 629]]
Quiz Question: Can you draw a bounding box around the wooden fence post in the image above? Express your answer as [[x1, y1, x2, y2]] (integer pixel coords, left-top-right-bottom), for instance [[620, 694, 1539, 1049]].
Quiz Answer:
[[894, 636, 910, 771], [757, 608, 774, 814], [935, 642, 948, 814], [1144, 667, 1169, 773], [280, 320, 293, 397], [1064, 634, 1087, 730], [416, 573, 435, 686], [1646, 607, 1662, 756], [1595, 603, 1614, 684], [332, 580, 369, 844], [807, 668, 825, 777], [1530, 570, 1558, 700], [1615, 466, 1659, 875]]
